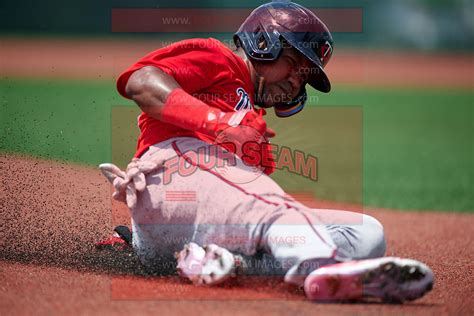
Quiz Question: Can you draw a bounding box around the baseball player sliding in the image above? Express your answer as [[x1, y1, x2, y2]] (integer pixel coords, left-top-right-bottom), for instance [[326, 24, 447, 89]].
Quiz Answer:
[[98, 1, 434, 302]]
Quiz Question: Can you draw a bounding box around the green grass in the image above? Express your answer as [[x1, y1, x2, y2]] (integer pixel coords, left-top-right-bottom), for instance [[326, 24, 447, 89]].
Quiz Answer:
[[308, 86, 473, 212], [0, 78, 132, 165], [1, 78, 472, 212]]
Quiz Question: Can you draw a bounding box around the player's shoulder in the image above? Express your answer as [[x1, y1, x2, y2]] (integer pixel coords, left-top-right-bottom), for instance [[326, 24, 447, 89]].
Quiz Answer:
[[165, 38, 226, 52], [166, 38, 237, 62], [162, 38, 245, 76], [166, 38, 242, 67]]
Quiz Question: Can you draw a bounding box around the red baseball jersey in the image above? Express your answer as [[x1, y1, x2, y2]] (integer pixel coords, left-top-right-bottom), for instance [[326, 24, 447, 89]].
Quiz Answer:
[[117, 37, 274, 174]]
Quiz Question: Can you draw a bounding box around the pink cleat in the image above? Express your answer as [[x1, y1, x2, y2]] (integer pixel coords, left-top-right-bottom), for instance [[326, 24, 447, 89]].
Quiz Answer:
[[175, 242, 243, 285], [304, 257, 434, 303]]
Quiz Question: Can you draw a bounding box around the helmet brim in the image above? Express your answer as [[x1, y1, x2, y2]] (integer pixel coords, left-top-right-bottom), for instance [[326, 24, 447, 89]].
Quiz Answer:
[[282, 36, 332, 93], [308, 65, 331, 93]]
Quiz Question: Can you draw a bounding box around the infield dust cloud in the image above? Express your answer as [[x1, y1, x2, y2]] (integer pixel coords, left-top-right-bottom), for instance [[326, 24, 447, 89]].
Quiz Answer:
[[0, 154, 167, 276]]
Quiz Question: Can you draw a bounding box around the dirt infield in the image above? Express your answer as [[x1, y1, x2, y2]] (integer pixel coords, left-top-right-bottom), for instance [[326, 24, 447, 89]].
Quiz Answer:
[[1, 153, 473, 315], [1, 37, 473, 315]]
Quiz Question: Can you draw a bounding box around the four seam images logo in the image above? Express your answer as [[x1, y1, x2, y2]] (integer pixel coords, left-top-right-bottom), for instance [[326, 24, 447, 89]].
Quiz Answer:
[[110, 8, 363, 33]]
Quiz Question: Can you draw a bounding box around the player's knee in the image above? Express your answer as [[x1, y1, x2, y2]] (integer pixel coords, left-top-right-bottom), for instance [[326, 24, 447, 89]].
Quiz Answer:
[[363, 214, 386, 258]]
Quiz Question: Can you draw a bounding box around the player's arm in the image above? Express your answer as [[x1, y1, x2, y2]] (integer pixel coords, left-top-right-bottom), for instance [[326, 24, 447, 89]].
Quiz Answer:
[[125, 65, 270, 138], [125, 66, 180, 119]]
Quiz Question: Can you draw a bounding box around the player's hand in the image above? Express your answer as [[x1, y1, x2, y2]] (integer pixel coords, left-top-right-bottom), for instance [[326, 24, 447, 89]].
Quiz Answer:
[[213, 110, 263, 134], [210, 110, 276, 173], [214, 110, 275, 138], [214, 111, 273, 150], [243, 109, 276, 139]]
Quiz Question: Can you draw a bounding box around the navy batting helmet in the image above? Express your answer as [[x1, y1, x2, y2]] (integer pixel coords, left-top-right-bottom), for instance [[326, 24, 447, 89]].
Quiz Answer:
[[234, 0, 334, 117]]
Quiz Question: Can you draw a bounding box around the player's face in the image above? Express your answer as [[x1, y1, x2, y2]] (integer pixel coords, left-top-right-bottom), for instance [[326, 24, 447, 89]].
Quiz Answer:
[[255, 47, 312, 108]]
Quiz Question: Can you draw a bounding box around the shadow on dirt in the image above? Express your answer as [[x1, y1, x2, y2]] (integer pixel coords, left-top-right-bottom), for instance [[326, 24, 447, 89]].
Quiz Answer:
[[0, 248, 175, 277], [0, 246, 176, 276]]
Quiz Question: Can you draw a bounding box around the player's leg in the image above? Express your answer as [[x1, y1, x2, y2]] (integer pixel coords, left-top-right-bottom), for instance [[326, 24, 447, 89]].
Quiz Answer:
[[121, 137, 339, 279], [173, 205, 340, 285], [101, 139, 414, 296], [318, 209, 387, 260], [282, 207, 386, 286], [159, 138, 433, 302], [102, 140, 432, 300]]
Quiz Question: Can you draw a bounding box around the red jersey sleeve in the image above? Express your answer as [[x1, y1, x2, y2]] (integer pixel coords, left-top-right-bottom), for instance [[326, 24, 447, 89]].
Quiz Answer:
[[117, 38, 229, 98], [115, 38, 275, 175]]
